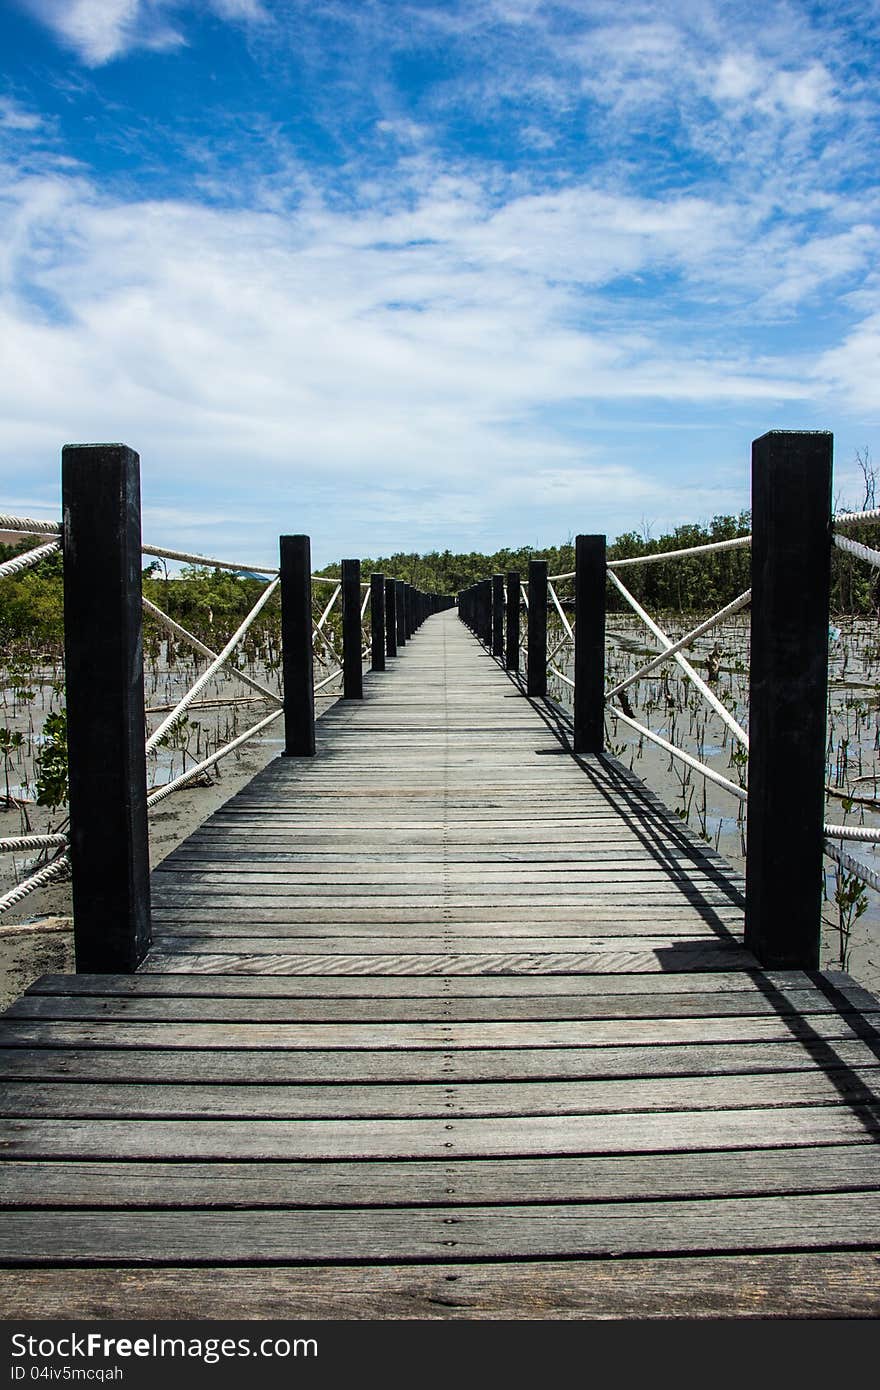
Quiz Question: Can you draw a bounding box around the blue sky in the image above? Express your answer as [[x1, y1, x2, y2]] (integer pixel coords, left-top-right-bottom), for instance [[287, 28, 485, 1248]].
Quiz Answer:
[[1, 1, 879, 567]]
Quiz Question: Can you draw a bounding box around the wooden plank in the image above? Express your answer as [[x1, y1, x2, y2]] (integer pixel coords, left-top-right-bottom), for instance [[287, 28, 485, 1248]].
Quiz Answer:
[[2, 1037, 878, 1083], [2, 1192, 880, 1263], [24, 969, 830, 998], [3, 1252, 878, 1318], [4, 1011, 875, 1049], [3, 1104, 878, 1160], [5, 985, 872, 1023], [143, 946, 758, 974], [2, 1068, 879, 1119], [4, 1144, 878, 1209]]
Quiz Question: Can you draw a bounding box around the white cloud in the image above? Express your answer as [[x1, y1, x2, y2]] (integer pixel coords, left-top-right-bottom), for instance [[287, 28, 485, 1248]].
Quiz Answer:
[[19, 0, 266, 65], [0, 99, 44, 132], [714, 53, 836, 116], [20, 0, 180, 64], [0, 156, 831, 537]]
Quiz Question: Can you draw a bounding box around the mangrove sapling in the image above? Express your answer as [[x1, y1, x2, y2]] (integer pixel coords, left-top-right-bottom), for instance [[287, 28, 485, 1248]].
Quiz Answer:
[[0, 727, 23, 807], [833, 867, 868, 971]]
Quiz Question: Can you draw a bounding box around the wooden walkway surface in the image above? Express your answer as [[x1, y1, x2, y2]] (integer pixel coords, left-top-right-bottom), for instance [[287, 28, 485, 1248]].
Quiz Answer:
[[1, 609, 879, 1318]]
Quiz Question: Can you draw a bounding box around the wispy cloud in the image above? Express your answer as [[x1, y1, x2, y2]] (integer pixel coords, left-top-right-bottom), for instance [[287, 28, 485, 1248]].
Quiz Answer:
[[18, 0, 267, 66]]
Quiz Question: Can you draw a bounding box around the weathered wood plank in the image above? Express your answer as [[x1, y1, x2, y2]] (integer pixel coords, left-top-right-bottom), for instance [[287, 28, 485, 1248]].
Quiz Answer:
[[2, 1068, 879, 1120], [3, 1104, 878, 1160], [3, 1011, 876, 1049], [2, 1192, 880, 1263], [4, 1145, 878, 1208], [3, 1253, 878, 1319], [4, 986, 873, 1023], [2, 1037, 878, 1083]]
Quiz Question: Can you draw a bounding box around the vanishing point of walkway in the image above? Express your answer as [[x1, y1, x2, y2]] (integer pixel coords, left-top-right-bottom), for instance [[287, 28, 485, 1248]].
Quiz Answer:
[[0, 609, 879, 1317]]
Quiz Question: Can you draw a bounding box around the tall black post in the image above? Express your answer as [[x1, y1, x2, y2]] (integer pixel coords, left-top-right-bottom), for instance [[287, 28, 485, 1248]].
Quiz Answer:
[[527, 560, 548, 697], [492, 574, 505, 657], [396, 579, 407, 647], [506, 572, 521, 672], [341, 558, 363, 699], [573, 534, 606, 755], [280, 535, 315, 757], [745, 431, 832, 969], [62, 443, 151, 973], [480, 579, 492, 646], [385, 578, 397, 658], [370, 573, 386, 672]]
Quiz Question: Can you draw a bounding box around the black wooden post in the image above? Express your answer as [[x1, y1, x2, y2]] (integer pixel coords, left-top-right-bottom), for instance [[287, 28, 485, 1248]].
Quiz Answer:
[[280, 534, 315, 757], [396, 579, 407, 647], [506, 572, 520, 672], [385, 578, 397, 658], [370, 573, 386, 672], [62, 443, 151, 973], [341, 558, 363, 699], [528, 560, 548, 697], [573, 534, 606, 755], [745, 431, 832, 969], [480, 579, 492, 646], [492, 574, 505, 657]]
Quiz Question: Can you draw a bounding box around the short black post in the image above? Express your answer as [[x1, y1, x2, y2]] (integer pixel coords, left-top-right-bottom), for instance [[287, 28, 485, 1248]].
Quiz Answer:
[[341, 558, 363, 699], [527, 560, 548, 696], [370, 573, 386, 672], [506, 572, 520, 672], [385, 578, 398, 658], [396, 579, 407, 647], [62, 443, 151, 972], [745, 431, 832, 969], [280, 535, 315, 757], [573, 534, 606, 755], [492, 574, 505, 657]]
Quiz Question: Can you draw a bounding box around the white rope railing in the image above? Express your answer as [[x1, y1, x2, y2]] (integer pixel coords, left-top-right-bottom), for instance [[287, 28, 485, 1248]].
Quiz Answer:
[[548, 570, 574, 581], [824, 839, 880, 894], [606, 589, 752, 700], [546, 631, 572, 667], [608, 535, 751, 569], [143, 597, 282, 706], [822, 823, 880, 843], [147, 709, 284, 809], [313, 583, 341, 665], [549, 665, 574, 689], [548, 581, 575, 642], [0, 834, 68, 854], [143, 543, 277, 577], [611, 709, 747, 802], [0, 514, 60, 536], [833, 533, 880, 571], [145, 577, 280, 752], [833, 506, 880, 527], [0, 539, 61, 581], [315, 666, 343, 693], [607, 569, 749, 749], [0, 852, 70, 918], [315, 584, 341, 637]]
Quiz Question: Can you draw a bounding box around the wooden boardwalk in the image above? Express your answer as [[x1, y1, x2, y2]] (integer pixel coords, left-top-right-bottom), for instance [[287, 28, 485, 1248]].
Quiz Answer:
[[1, 608, 879, 1318]]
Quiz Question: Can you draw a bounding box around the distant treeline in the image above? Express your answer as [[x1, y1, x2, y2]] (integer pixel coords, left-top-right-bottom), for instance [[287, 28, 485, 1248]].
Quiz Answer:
[[328, 511, 880, 618], [1, 508, 878, 653]]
